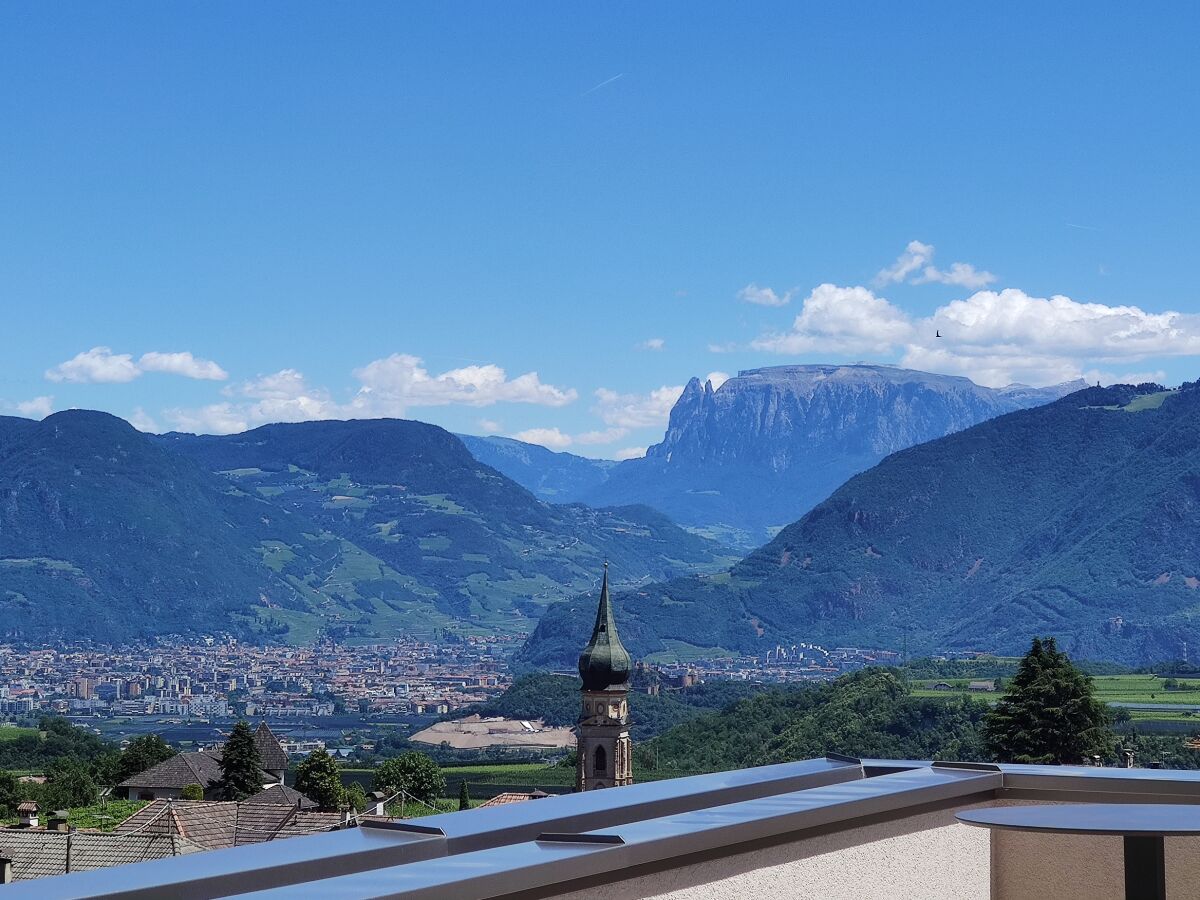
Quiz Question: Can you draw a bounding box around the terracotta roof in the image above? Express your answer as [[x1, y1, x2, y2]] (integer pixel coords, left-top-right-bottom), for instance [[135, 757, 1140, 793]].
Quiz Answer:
[[16, 801, 38, 813], [478, 792, 539, 808], [114, 799, 341, 851], [0, 829, 200, 881], [253, 722, 290, 772]]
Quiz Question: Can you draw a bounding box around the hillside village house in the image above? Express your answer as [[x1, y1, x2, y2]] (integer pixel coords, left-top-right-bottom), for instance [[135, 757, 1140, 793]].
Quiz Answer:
[[117, 723, 289, 801]]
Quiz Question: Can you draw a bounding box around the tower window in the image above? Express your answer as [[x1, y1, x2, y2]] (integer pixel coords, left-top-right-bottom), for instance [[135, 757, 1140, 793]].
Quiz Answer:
[[594, 745, 607, 775]]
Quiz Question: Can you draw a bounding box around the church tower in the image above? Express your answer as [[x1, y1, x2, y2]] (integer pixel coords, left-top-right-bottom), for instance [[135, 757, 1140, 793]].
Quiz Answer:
[[576, 563, 633, 791]]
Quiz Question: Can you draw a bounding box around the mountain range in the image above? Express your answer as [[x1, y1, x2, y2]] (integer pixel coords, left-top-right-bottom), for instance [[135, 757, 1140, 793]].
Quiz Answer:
[[460, 365, 1084, 548], [0, 412, 732, 643], [517, 381, 1200, 668]]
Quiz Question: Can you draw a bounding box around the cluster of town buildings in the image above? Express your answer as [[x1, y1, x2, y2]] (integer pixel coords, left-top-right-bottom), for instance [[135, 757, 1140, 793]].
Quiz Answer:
[[0, 636, 518, 722]]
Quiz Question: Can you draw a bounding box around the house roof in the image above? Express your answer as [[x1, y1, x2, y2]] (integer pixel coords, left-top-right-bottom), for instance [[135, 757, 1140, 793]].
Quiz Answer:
[[114, 799, 338, 851], [116, 748, 278, 792], [0, 829, 200, 881], [244, 784, 316, 809], [253, 723, 290, 772], [16, 801, 38, 813]]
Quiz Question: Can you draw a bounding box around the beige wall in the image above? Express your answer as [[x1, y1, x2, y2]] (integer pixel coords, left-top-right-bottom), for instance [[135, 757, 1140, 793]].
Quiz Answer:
[[550, 801, 1200, 900]]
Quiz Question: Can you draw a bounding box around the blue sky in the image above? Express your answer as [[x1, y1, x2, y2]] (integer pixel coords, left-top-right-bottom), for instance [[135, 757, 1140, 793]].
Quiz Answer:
[[2, 3, 1199, 457]]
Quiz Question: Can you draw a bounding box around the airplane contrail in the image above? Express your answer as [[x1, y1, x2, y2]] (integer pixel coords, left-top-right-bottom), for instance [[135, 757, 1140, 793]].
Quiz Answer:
[[1067, 222, 1101, 231], [582, 73, 624, 96]]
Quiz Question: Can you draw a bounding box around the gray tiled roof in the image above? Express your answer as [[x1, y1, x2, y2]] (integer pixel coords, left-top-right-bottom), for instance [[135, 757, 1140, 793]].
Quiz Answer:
[[116, 750, 225, 791], [253, 723, 290, 772], [245, 784, 316, 809], [0, 829, 200, 881]]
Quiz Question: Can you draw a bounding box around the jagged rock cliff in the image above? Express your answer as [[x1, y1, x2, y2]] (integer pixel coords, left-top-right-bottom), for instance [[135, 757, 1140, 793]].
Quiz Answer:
[[585, 365, 1084, 547]]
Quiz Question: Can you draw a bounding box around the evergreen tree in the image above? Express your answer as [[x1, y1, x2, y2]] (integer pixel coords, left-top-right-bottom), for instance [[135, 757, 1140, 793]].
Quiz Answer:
[[982, 637, 1111, 764], [373, 751, 445, 806], [293, 749, 345, 810], [218, 721, 263, 801], [458, 780, 470, 811]]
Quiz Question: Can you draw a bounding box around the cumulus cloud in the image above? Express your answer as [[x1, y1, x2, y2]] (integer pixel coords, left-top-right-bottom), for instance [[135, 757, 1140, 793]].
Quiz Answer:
[[46, 347, 227, 383], [705, 371, 731, 390], [46, 347, 140, 383], [165, 354, 578, 434], [478, 418, 503, 434], [593, 385, 684, 428], [512, 427, 574, 451], [129, 407, 161, 433], [875, 240, 996, 289], [614, 446, 647, 460], [751, 284, 915, 355], [738, 283, 794, 306], [16, 396, 53, 418], [139, 351, 228, 381], [751, 280, 1200, 387], [637, 338, 666, 351]]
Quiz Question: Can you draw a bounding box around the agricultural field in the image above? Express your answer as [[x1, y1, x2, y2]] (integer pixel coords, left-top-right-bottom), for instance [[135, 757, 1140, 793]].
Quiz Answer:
[[0, 726, 38, 743]]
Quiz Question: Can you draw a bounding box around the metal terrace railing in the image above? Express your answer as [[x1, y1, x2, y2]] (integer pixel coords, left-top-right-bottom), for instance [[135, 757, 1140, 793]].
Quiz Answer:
[[8, 757, 1200, 900]]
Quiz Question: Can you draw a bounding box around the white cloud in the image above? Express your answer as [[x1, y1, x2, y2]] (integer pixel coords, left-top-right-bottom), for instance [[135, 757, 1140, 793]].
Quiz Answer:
[[478, 418, 503, 434], [738, 283, 794, 307], [1082, 369, 1168, 387], [907, 288, 1200, 386], [129, 407, 161, 432], [46, 347, 140, 383], [637, 337, 666, 351], [574, 427, 628, 445], [512, 427, 574, 451], [46, 347, 227, 383], [139, 351, 228, 381], [165, 355, 578, 434], [593, 385, 684, 428], [16, 396, 53, 419], [751, 284, 915, 355], [705, 371, 730, 390], [875, 240, 996, 289], [351, 354, 576, 413], [614, 446, 647, 461]]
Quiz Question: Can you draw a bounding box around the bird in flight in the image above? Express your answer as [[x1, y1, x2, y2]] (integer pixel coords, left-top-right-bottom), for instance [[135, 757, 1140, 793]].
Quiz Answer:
[[935, 330, 942, 338]]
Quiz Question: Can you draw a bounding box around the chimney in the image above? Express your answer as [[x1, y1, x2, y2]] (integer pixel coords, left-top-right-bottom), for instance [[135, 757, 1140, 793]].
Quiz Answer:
[[0, 857, 12, 885], [48, 815, 69, 833], [368, 791, 387, 817], [16, 801, 38, 829], [1123, 748, 1135, 769]]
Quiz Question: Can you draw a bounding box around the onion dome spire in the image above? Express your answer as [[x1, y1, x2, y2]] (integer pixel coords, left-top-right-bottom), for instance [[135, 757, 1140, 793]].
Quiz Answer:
[[577, 562, 631, 691]]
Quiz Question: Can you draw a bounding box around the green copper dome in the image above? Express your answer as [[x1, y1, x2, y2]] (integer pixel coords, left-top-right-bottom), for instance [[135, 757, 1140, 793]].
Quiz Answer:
[[578, 564, 631, 691]]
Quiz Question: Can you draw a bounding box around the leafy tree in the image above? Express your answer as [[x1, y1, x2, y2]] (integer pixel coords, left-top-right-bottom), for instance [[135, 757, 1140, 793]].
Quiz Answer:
[[458, 780, 470, 811], [43, 759, 97, 809], [345, 782, 367, 812], [0, 769, 19, 816], [294, 749, 345, 810], [181, 783, 204, 800], [116, 734, 176, 783], [373, 751, 445, 806], [982, 637, 1111, 764], [218, 721, 263, 801]]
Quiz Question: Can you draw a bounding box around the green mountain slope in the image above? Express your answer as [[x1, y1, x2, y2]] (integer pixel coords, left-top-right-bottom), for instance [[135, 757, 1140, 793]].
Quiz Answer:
[[0, 411, 339, 642], [157, 419, 734, 636], [519, 383, 1200, 667]]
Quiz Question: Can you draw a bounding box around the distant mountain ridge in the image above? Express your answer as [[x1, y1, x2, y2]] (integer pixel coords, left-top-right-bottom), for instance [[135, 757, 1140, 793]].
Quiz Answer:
[[518, 381, 1200, 668], [0, 412, 732, 644], [455, 434, 615, 502], [582, 364, 1085, 546]]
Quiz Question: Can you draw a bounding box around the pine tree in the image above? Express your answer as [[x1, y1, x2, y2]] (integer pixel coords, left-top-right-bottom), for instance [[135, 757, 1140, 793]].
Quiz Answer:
[[219, 721, 263, 800], [982, 637, 1111, 764], [293, 749, 346, 810], [458, 780, 470, 811]]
